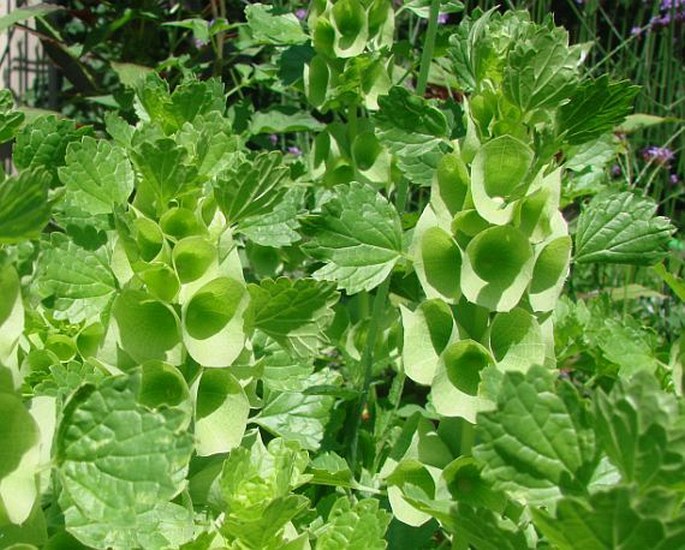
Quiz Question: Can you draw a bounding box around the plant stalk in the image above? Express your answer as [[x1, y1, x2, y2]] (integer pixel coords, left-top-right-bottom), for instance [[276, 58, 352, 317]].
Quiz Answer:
[[349, 276, 391, 471], [415, 0, 440, 97], [349, 1, 433, 473]]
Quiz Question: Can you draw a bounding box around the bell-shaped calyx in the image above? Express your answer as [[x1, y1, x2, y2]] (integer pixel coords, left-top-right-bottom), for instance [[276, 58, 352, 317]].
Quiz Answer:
[[470, 135, 534, 225], [330, 0, 369, 58], [410, 206, 462, 303], [182, 276, 249, 368], [488, 308, 545, 372], [430, 339, 496, 423], [528, 213, 572, 312], [460, 225, 534, 312]]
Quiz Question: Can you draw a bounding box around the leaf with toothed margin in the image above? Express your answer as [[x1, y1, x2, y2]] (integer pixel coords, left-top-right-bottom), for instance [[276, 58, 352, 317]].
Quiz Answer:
[[0, 169, 52, 245], [56, 367, 194, 549], [35, 233, 117, 324], [247, 277, 339, 358], [574, 191, 674, 265], [473, 366, 597, 507], [302, 182, 403, 294], [58, 137, 134, 216]]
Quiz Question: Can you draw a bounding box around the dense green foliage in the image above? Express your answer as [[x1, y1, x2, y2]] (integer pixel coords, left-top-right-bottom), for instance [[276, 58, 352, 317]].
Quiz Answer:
[[0, 1, 684, 549]]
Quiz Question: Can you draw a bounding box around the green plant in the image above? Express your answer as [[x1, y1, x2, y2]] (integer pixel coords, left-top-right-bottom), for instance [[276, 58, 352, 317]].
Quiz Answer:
[[0, 3, 683, 549]]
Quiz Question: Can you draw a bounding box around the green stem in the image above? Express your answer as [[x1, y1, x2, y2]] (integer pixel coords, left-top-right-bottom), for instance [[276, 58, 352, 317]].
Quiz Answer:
[[349, 276, 391, 471], [623, 266, 632, 322], [349, 169, 408, 475], [348, 103, 358, 142], [415, 0, 440, 97]]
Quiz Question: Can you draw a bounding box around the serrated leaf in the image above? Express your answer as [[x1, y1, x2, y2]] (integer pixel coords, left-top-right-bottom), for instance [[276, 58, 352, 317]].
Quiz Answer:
[[374, 87, 450, 186], [35, 233, 116, 324], [110, 61, 154, 89], [0, 90, 25, 143], [589, 317, 660, 377], [33, 361, 105, 400], [504, 25, 582, 112], [56, 370, 194, 549], [130, 139, 199, 210], [218, 435, 311, 547], [220, 436, 309, 513], [593, 371, 685, 489], [473, 366, 597, 506], [136, 74, 225, 134], [574, 191, 674, 265], [255, 370, 340, 451], [58, 137, 134, 216], [652, 263, 685, 302], [0, 170, 52, 244], [303, 182, 403, 294], [309, 452, 354, 488], [245, 3, 308, 45], [558, 76, 640, 145], [617, 113, 680, 134], [404, 0, 464, 18], [317, 497, 391, 550], [13, 116, 91, 184], [531, 486, 685, 550], [247, 278, 338, 357], [222, 494, 309, 548], [239, 187, 304, 247], [262, 351, 315, 393], [183, 111, 241, 179], [214, 151, 289, 226], [564, 134, 620, 173], [445, 503, 529, 550]]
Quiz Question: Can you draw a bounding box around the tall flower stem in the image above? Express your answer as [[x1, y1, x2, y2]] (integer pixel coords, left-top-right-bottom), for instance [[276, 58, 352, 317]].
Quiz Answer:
[[349, 1, 440, 475], [415, 0, 441, 96]]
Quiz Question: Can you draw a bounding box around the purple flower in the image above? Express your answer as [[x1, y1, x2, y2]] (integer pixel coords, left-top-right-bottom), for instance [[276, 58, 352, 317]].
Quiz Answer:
[[295, 8, 307, 21], [630, 26, 643, 37], [660, 0, 685, 10], [651, 13, 672, 28], [437, 12, 449, 24], [642, 145, 675, 166], [268, 134, 278, 146], [670, 173, 681, 185], [287, 146, 302, 156], [611, 164, 622, 177]]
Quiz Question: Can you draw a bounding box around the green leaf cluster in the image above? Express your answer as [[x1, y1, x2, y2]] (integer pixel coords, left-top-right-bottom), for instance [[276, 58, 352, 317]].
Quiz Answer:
[[0, 2, 680, 549]]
